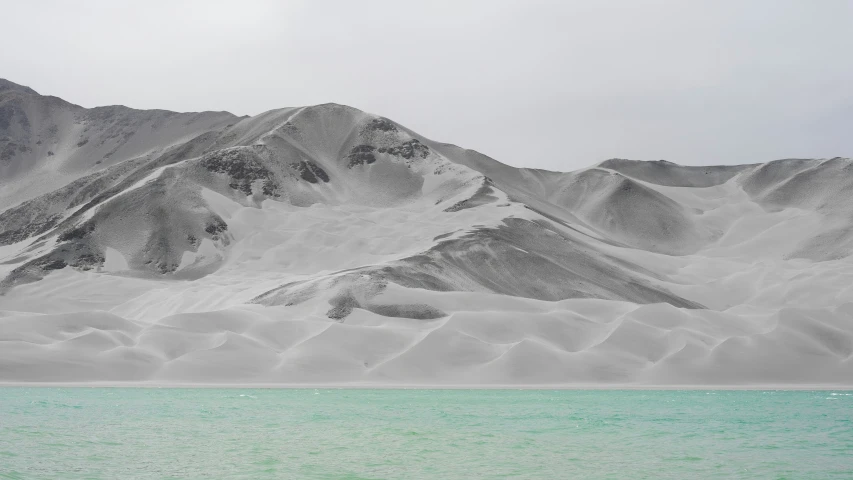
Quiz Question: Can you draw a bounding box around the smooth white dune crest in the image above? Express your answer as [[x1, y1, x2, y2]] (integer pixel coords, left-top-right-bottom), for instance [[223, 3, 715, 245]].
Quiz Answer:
[[0, 78, 851, 386]]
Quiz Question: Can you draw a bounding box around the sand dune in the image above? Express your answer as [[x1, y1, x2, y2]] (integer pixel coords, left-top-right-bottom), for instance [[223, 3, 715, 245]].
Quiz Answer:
[[1, 294, 849, 385], [0, 78, 851, 385]]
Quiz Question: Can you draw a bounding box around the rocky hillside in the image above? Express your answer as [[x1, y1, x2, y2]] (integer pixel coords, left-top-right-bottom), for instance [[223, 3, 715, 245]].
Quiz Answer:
[[0, 79, 850, 385]]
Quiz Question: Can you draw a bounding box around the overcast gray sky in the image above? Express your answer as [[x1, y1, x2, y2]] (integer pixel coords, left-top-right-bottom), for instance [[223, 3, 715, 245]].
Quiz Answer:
[[3, 0, 852, 170]]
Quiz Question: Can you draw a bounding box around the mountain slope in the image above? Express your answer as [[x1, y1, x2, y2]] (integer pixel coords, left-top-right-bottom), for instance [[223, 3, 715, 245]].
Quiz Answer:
[[0, 79, 850, 385], [0, 79, 237, 207]]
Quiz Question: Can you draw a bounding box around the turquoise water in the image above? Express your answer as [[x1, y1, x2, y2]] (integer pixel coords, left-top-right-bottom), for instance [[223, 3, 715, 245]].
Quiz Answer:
[[0, 389, 851, 479]]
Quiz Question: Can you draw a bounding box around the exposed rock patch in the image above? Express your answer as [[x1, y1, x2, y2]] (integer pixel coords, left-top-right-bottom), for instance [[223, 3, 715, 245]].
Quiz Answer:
[[1, 243, 105, 292], [366, 118, 397, 132], [345, 145, 376, 168], [378, 139, 429, 160], [0, 213, 62, 245], [204, 217, 228, 240], [291, 160, 330, 183], [200, 148, 273, 195], [58, 221, 96, 242]]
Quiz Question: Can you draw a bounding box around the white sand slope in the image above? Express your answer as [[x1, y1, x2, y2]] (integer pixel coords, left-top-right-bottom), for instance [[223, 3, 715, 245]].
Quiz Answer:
[[0, 79, 851, 385]]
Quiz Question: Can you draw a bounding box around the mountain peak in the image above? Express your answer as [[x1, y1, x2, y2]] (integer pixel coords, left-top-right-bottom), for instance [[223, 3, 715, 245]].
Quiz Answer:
[[0, 78, 38, 96]]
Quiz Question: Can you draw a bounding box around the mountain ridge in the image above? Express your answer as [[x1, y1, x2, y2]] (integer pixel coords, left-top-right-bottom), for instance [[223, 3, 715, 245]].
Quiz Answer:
[[0, 79, 850, 385]]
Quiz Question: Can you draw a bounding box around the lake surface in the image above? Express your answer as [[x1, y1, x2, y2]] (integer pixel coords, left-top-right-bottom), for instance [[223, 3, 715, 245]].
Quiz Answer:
[[0, 388, 850, 479]]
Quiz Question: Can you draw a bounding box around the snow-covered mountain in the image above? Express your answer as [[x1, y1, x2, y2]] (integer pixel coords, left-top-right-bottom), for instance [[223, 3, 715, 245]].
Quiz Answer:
[[1, 79, 850, 385]]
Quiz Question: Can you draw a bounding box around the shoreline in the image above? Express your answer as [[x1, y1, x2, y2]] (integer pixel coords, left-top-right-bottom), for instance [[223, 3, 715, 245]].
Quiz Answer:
[[1, 382, 850, 390]]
